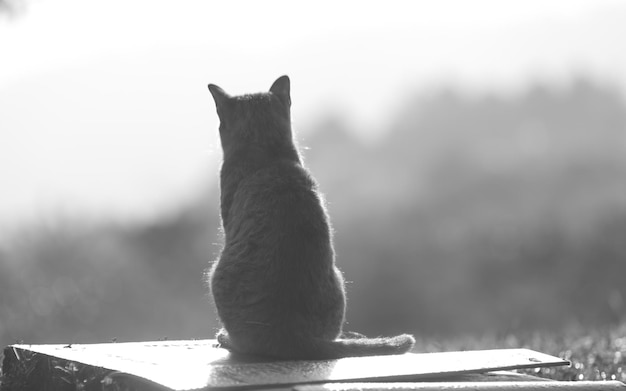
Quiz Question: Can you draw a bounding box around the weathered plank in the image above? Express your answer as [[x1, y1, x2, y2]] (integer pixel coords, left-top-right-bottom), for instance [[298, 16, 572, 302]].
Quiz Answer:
[[3, 340, 570, 391], [295, 381, 626, 391]]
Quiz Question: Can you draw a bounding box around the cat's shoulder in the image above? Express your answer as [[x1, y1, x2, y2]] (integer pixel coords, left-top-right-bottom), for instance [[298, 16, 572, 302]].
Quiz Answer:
[[237, 159, 314, 194]]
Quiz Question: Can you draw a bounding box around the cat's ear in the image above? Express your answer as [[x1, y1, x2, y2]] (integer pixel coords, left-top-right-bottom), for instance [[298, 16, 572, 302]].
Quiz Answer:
[[208, 84, 232, 111], [269, 75, 291, 107]]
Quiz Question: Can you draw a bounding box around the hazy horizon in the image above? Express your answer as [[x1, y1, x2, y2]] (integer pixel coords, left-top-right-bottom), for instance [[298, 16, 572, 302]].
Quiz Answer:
[[2, 0, 626, 230]]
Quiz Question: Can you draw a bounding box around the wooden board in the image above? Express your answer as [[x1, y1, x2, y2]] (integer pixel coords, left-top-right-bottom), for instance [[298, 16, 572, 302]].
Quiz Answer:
[[294, 380, 626, 391], [5, 340, 569, 391]]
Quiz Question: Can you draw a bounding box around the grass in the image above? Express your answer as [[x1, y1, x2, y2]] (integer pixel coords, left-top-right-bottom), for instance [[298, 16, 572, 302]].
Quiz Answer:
[[0, 348, 112, 391], [411, 322, 626, 382], [1, 323, 625, 389], [519, 325, 626, 382]]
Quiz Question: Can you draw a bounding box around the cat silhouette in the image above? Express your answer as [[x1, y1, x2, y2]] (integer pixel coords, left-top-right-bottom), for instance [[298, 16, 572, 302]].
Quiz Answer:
[[207, 75, 415, 360]]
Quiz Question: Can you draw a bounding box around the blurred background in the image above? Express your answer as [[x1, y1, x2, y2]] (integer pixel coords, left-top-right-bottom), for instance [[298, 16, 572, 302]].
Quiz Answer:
[[1, 0, 626, 348]]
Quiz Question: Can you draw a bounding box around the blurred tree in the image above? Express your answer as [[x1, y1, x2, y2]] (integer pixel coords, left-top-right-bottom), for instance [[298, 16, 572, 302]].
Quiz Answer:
[[303, 77, 626, 335], [0, 0, 26, 17]]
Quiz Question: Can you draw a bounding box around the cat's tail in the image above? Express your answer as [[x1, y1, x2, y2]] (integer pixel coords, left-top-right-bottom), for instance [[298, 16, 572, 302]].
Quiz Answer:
[[216, 329, 415, 360], [295, 334, 416, 360]]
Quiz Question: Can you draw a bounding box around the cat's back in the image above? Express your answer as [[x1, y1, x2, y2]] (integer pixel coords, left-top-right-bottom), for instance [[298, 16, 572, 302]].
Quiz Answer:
[[228, 159, 327, 236]]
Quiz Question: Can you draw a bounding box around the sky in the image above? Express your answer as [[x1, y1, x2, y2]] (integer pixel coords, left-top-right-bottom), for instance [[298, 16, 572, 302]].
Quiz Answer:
[[1, 0, 626, 232]]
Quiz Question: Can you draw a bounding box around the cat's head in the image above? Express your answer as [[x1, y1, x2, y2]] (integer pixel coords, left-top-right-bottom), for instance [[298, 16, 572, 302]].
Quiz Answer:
[[208, 76, 294, 156]]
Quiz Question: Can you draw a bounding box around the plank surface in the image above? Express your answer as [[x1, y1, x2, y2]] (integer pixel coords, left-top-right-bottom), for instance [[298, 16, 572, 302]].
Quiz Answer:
[[295, 381, 626, 391], [6, 340, 569, 391]]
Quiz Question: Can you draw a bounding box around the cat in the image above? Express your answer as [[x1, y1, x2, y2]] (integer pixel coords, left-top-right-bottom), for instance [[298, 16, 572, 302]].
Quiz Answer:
[[207, 75, 415, 360]]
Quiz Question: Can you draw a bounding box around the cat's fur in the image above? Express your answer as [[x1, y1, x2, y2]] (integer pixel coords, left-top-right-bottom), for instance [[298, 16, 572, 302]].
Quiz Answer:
[[207, 75, 415, 360]]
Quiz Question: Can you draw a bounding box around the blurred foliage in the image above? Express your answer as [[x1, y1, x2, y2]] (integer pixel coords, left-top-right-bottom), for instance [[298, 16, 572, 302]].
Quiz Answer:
[[0, 0, 26, 17], [303, 77, 626, 336], [1, 77, 626, 348]]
